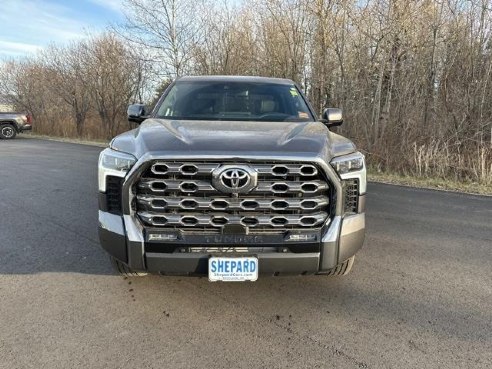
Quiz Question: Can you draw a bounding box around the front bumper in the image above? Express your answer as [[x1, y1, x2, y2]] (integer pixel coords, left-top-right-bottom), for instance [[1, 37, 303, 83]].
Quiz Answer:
[[98, 210, 365, 275]]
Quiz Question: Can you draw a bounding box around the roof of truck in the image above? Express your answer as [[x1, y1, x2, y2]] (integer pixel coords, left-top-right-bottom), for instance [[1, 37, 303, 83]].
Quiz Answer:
[[176, 75, 295, 85]]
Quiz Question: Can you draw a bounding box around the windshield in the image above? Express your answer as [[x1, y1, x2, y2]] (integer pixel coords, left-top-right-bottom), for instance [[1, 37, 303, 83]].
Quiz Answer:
[[156, 81, 313, 122]]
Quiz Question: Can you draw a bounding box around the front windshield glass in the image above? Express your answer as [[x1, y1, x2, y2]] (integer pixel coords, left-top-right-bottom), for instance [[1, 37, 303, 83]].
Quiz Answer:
[[156, 81, 313, 122]]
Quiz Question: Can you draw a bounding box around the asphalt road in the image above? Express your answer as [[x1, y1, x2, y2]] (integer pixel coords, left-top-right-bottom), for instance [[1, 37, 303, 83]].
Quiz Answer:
[[0, 137, 491, 369]]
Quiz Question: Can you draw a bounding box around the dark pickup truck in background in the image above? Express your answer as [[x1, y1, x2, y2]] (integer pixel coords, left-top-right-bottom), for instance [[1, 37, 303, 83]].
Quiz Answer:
[[0, 112, 32, 139]]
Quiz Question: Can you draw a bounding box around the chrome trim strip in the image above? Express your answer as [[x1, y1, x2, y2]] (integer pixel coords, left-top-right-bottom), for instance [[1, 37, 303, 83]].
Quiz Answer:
[[340, 213, 365, 235], [137, 211, 328, 228], [98, 211, 125, 235], [136, 195, 329, 212], [338, 213, 365, 262], [123, 214, 145, 267], [321, 215, 341, 243]]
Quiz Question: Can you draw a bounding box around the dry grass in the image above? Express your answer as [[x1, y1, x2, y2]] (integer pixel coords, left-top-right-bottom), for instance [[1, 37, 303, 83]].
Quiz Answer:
[[368, 170, 492, 196]]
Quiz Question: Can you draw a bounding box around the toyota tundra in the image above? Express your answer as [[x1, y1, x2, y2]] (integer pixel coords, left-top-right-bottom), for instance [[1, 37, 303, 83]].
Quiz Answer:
[[98, 76, 366, 281]]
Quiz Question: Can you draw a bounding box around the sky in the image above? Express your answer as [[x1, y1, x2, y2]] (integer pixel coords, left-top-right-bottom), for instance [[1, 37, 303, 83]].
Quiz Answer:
[[0, 0, 125, 59]]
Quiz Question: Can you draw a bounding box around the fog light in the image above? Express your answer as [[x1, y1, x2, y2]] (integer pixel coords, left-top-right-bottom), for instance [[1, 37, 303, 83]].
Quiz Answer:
[[286, 234, 317, 242], [148, 233, 178, 242]]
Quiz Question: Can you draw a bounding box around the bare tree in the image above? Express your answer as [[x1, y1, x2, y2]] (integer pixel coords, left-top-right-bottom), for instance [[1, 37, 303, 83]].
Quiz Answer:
[[40, 43, 92, 136], [118, 0, 203, 78], [81, 33, 142, 138]]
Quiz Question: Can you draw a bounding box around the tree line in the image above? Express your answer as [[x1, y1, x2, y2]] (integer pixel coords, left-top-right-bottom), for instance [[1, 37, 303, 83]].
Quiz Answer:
[[0, 0, 491, 184]]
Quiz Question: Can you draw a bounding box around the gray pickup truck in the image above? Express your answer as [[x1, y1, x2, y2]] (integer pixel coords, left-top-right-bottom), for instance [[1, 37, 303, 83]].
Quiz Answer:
[[98, 76, 366, 281], [0, 112, 32, 139]]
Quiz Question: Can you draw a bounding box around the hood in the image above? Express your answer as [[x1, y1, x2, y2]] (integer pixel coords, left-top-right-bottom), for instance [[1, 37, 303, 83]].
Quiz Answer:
[[110, 119, 356, 161]]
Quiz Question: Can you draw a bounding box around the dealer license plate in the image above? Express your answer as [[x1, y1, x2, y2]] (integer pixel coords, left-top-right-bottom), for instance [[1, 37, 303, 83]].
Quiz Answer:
[[208, 256, 258, 282]]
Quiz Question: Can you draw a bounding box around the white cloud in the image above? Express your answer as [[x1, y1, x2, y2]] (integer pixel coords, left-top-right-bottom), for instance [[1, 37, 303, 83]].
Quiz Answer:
[[87, 0, 124, 13], [0, 41, 43, 57], [0, 0, 103, 58]]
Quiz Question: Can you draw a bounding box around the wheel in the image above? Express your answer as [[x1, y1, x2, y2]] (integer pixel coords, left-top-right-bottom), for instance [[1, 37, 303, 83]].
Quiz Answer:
[[109, 256, 147, 277], [0, 124, 17, 139], [318, 255, 355, 276]]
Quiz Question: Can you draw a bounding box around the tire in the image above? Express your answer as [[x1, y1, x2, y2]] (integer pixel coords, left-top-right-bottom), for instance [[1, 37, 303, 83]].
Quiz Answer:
[[109, 256, 148, 277], [318, 255, 355, 276], [0, 124, 17, 139]]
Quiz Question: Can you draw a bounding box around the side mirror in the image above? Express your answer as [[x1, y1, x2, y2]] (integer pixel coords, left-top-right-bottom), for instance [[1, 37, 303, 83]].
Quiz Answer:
[[321, 108, 343, 127], [127, 104, 149, 124]]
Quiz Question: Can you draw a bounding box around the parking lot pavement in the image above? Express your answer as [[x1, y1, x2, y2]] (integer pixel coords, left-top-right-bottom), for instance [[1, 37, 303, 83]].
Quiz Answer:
[[1, 137, 491, 368]]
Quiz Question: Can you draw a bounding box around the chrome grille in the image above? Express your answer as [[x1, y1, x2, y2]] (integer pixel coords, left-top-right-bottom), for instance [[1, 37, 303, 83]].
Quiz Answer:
[[135, 161, 331, 233]]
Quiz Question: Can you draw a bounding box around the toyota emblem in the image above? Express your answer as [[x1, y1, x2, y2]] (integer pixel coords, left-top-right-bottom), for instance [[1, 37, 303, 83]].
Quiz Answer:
[[212, 165, 257, 193], [220, 169, 250, 189]]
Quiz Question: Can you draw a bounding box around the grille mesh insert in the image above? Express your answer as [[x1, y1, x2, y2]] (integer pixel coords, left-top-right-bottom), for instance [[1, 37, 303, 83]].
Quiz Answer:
[[106, 176, 123, 214], [344, 179, 359, 213]]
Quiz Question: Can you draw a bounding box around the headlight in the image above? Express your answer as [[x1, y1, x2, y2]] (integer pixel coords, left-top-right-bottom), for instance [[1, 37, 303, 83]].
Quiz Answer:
[[98, 148, 136, 192], [330, 152, 365, 175]]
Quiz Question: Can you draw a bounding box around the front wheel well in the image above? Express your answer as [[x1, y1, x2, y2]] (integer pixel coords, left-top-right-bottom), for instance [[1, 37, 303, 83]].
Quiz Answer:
[[0, 121, 17, 130], [0, 123, 18, 139]]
